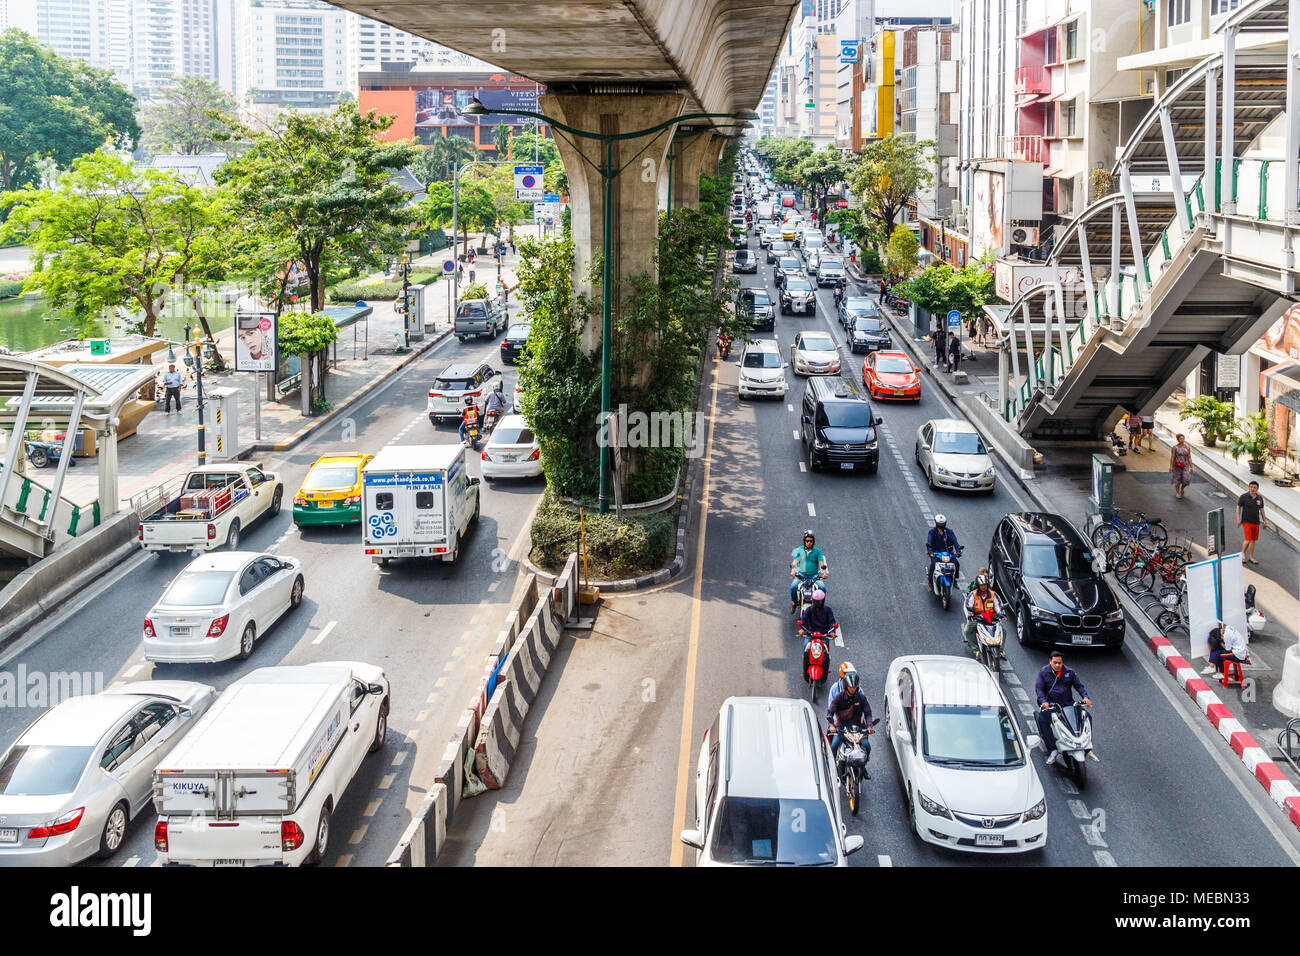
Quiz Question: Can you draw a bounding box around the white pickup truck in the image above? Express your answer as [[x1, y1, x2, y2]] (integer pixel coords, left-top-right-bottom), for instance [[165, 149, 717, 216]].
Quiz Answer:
[[138, 464, 284, 554]]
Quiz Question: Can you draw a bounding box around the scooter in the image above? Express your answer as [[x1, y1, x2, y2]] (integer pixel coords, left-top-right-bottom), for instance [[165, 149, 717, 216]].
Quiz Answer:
[[829, 718, 880, 817], [462, 421, 483, 451], [969, 610, 1007, 676], [792, 574, 823, 616], [718, 331, 733, 361], [800, 628, 835, 703], [1047, 700, 1096, 788], [1245, 584, 1266, 635], [928, 548, 962, 611]]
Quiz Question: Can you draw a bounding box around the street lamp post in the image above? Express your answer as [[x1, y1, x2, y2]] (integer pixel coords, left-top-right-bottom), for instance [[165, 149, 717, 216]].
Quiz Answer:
[[460, 97, 754, 513], [185, 324, 207, 466]]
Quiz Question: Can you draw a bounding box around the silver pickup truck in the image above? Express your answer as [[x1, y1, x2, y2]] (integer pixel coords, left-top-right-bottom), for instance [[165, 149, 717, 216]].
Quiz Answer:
[[138, 465, 284, 554], [454, 298, 507, 342]]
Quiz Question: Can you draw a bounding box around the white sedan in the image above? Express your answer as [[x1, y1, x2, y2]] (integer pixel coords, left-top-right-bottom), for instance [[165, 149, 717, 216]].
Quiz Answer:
[[481, 414, 542, 479], [790, 331, 841, 376], [884, 655, 1047, 853], [144, 551, 305, 663], [915, 418, 996, 492]]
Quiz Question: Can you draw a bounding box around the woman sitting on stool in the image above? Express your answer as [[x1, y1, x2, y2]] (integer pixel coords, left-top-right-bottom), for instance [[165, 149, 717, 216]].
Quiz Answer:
[[1202, 622, 1248, 679]]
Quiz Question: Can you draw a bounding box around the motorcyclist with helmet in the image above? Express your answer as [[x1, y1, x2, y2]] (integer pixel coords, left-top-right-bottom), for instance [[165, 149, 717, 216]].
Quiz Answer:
[[797, 588, 838, 649], [790, 529, 828, 612], [925, 514, 961, 591], [825, 667, 875, 766], [962, 573, 1004, 655]]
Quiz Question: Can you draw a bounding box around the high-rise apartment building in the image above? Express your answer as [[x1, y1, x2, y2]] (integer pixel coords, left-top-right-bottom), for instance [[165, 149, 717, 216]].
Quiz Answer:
[[899, 24, 959, 220], [1, 0, 39, 32], [233, 0, 350, 112]]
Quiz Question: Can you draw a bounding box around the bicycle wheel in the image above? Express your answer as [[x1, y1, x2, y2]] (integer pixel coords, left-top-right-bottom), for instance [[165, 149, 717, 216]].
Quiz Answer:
[[1107, 541, 1141, 574], [1138, 521, 1169, 548], [1155, 608, 1181, 632], [1091, 524, 1122, 552]]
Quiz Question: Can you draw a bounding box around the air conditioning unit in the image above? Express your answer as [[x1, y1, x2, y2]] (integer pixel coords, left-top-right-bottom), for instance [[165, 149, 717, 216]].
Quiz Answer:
[[1010, 225, 1040, 245]]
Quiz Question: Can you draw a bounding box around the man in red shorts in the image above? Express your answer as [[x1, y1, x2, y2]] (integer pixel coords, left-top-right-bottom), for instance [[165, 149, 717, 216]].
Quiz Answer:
[[1237, 480, 1265, 564]]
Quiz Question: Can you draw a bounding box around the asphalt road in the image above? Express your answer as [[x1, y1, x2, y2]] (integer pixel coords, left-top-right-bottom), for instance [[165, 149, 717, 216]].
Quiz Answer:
[[447, 222, 1300, 867], [0, 315, 544, 868]]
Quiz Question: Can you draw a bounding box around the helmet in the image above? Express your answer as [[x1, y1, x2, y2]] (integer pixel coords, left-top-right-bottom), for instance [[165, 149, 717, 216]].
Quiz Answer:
[[976, 573, 989, 588], [934, 514, 948, 527], [802, 529, 815, 544], [842, 669, 859, 692], [839, 661, 855, 679], [811, 588, 826, 602]]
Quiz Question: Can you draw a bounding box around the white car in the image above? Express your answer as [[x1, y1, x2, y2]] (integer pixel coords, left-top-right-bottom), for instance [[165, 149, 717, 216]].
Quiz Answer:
[[884, 655, 1047, 853], [481, 414, 542, 479], [736, 340, 788, 399], [680, 696, 863, 866], [790, 331, 841, 375], [0, 681, 215, 866], [915, 418, 996, 492], [144, 551, 305, 663]]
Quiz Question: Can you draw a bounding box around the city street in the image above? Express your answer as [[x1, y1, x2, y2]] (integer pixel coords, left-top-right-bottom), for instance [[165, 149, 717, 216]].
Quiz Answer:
[[0, 323, 542, 868], [444, 236, 1300, 867]]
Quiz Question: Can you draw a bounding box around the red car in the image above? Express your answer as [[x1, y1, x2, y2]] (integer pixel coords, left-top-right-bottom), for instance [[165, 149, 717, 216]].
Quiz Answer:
[[863, 350, 921, 401]]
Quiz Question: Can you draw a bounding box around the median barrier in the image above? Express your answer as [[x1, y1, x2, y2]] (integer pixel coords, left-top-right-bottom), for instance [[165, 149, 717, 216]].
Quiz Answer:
[[385, 784, 448, 867]]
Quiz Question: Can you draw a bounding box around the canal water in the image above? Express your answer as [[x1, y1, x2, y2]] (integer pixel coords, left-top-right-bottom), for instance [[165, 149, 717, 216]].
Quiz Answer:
[[0, 293, 238, 353]]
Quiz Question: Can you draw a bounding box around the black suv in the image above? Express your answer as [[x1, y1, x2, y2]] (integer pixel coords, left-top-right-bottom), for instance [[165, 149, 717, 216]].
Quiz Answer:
[[988, 512, 1126, 650], [799, 376, 882, 474], [736, 287, 775, 332]]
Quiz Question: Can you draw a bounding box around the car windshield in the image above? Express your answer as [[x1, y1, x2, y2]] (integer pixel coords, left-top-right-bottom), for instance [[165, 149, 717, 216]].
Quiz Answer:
[[302, 465, 358, 490], [491, 427, 535, 445], [818, 402, 874, 429], [433, 378, 472, 391], [743, 351, 782, 369], [0, 745, 92, 795], [779, 258, 799, 270], [801, 335, 834, 351], [845, 298, 875, 312], [820, 256, 842, 266], [853, 317, 883, 332], [804, 236, 824, 247], [876, 356, 913, 374], [709, 797, 837, 865], [764, 227, 781, 235], [744, 291, 771, 307], [1022, 543, 1096, 579], [771, 242, 789, 252], [507, 326, 529, 341], [923, 705, 1024, 766], [932, 431, 986, 455], [786, 279, 813, 292], [164, 570, 234, 606]]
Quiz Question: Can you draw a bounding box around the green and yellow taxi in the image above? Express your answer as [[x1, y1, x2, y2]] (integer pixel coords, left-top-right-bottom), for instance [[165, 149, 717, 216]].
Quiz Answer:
[[292, 454, 373, 526]]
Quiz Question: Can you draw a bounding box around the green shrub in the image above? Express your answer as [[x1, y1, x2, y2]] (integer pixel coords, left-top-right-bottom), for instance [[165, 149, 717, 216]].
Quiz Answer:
[[859, 247, 883, 275], [460, 281, 488, 300], [529, 491, 674, 577], [326, 272, 438, 302], [0, 279, 24, 299]]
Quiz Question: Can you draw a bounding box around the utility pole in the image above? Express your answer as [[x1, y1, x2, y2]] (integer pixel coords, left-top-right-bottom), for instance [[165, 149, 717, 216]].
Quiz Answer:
[[400, 253, 411, 350], [187, 324, 207, 466]]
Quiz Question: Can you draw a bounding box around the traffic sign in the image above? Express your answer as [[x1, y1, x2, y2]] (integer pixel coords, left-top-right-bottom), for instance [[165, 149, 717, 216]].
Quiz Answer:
[[442, 259, 455, 274], [514, 164, 544, 201], [947, 309, 963, 336]]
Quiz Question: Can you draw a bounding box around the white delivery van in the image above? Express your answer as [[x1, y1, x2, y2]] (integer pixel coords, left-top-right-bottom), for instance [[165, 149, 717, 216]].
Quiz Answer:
[[361, 444, 480, 564], [756, 200, 774, 221], [153, 662, 389, 866]]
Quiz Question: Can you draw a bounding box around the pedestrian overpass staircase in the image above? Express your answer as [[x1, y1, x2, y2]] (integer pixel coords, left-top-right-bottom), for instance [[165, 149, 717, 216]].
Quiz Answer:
[[1003, 0, 1299, 439]]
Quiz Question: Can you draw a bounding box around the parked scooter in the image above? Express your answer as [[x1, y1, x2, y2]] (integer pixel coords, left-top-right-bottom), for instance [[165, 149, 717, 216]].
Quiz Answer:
[[1245, 584, 1266, 635], [969, 610, 1007, 676], [929, 548, 962, 611], [1046, 701, 1096, 787], [829, 718, 879, 816], [800, 629, 835, 703]]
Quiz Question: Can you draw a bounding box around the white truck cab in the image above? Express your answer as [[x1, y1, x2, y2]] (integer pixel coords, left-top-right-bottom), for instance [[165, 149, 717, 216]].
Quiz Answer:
[[362, 444, 480, 564]]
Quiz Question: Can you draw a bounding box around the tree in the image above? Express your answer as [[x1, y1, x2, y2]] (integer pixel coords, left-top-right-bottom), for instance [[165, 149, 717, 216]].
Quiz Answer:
[[216, 103, 418, 314], [900, 258, 995, 321], [1, 150, 228, 345], [419, 179, 496, 255], [410, 133, 477, 186], [0, 29, 139, 192], [753, 136, 813, 187], [884, 224, 919, 278], [138, 76, 238, 157], [491, 122, 511, 156], [849, 136, 936, 239], [794, 145, 851, 225]]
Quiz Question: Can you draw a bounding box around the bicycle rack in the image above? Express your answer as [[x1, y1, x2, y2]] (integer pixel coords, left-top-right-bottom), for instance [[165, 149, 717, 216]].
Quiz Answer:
[[1280, 718, 1300, 778]]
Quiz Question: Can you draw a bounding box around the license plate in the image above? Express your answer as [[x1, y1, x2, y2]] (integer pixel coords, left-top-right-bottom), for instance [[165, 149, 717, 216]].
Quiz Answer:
[[170, 626, 192, 639], [840, 462, 854, 470], [398, 548, 415, 556], [1072, 634, 1094, 645], [318, 500, 334, 508], [960, 480, 976, 488], [497, 454, 517, 462], [974, 833, 1004, 847], [893, 389, 906, 396], [212, 859, 245, 867], [0, 828, 17, 843]]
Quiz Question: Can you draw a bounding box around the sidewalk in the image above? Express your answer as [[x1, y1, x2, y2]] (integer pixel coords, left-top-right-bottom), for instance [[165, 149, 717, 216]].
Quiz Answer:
[[5, 253, 524, 512], [846, 258, 1300, 752]]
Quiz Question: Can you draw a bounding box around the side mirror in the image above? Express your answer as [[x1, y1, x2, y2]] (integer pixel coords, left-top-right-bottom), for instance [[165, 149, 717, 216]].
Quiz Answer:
[[734, 361, 742, 368], [895, 727, 912, 746], [468, 477, 481, 486], [177, 706, 193, 719], [1091, 553, 1107, 574], [782, 362, 790, 369], [875, 416, 884, 426], [1025, 734, 1042, 750], [679, 829, 704, 850], [367, 682, 385, 696], [844, 834, 865, 856], [801, 414, 812, 424]]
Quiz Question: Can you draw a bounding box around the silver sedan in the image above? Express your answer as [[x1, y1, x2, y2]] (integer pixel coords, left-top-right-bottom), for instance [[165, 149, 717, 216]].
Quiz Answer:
[[915, 418, 996, 492], [0, 681, 215, 866]]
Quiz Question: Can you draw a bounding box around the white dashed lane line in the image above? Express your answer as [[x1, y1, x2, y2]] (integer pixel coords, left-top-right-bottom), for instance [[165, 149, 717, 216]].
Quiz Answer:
[[311, 620, 338, 646], [807, 503, 816, 518]]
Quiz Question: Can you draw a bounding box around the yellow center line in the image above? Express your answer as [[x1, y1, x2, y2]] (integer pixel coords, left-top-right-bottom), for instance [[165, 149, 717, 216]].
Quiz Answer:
[[668, 352, 723, 867]]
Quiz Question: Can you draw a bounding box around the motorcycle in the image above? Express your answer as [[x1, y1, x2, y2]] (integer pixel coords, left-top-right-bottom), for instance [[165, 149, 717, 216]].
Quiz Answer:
[[928, 548, 962, 611], [1245, 584, 1266, 635], [483, 406, 501, 435], [792, 573, 823, 616], [462, 421, 483, 451], [829, 718, 880, 816], [718, 331, 733, 361], [969, 610, 1007, 675], [800, 628, 836, 703], [23, 437, 75, 469], [1047, 701, 1095, 787]]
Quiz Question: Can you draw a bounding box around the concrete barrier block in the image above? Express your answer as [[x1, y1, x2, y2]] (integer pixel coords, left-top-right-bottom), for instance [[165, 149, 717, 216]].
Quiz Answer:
[[474, 678, 527, 789]]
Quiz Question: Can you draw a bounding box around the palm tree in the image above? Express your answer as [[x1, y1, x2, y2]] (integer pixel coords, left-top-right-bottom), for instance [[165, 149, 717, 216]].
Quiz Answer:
[[412, 134, 478, 186]]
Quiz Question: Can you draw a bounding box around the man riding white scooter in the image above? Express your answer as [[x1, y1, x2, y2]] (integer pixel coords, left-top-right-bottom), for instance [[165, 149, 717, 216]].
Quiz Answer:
[[1034, 651, 1096, 766]]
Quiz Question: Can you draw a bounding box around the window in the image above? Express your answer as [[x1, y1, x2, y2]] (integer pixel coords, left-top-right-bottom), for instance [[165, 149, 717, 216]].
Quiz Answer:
[[708, 797, 837, 864], [374, 492, 394, 511], [0, 745, 93, 795], [350, 680, 367, 714], [1045, 103, 1057, 138], [922, 705, 1024, 765], [1045, 29, 1058, 65], [1064, 20, 1079, 60], [415, 491, 436, 509], [163, 571, 233, 606], [1167, 0, 1191, 25], [255, 557, 282, 578], [1211, 0, 1240, 12], [100, 723, 137, 772], [238, 565, 263, 596], [245, 468, 266, 486], [1064, 99, 1078, 137], [1022, 542, 1096, 579]]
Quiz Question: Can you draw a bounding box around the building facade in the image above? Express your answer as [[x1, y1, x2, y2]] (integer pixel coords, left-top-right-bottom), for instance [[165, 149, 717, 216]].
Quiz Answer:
[[233, 0, 350, 113]]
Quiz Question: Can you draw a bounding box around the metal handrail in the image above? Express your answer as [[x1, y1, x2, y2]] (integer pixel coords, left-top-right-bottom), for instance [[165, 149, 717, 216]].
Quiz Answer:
[[1279, 718, 1300, 777]]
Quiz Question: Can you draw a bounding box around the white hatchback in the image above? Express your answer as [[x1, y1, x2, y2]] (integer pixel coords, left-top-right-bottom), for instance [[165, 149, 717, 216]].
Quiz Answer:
[[884, 655, 1047, 853], [144, 552, 305, 663], [481, 414, 542, 479]]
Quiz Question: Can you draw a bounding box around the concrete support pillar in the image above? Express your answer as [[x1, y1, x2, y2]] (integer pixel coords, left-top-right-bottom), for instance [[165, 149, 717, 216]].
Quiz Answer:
[[1285, 0, 1300, 226], [539, 92, 685, 351], [1222, 26, 1238, 216], [671, 132, 717, 211], [97, 425, 119, 518]]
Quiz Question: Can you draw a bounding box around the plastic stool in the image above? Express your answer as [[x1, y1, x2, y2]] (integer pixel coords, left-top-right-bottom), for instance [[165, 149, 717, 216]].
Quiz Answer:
[[1221, 658, 1249, 689]]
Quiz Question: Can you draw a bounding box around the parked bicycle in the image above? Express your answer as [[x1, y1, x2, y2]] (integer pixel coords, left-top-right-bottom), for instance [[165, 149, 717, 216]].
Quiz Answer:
[[1090, 510, 1167, 552]]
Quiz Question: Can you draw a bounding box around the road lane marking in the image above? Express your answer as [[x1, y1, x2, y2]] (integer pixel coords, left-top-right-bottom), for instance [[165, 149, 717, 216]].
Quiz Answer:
[[878, 855, 892, 866], [415, 709, 429, 722], [798, 461, 806, 472], [434, 677, 447, 688], [670, 341, 722, 867], [407, 728, 419, 741], [488, 581, 499, 592], [1080, 823, 1108, 848], [787, 403, 794, 412], [123, 856, 139, 867], [425, 692, 437, 704], [834, 625, 845, 648], [1094, 850, 1117, 866], [348, 826, 367, 845], [335, 854, 353, 867], [311, 620, 338, 645], [363, 800, 381, 818], [124, 664, 143, 677], [392, 750, 409, 767], [807, 503, 815, 517], [378, 773, 396, 790], [793, 429, 800, 440]]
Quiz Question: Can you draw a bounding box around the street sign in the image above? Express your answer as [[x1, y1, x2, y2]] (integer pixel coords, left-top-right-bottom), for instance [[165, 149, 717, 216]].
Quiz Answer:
[[533, 193, 561, 227], [840, 41, 859, 64], [1208, 508, 1226, 555], [947, 309, 963, 336], [442, 259, 455, 274], [804, 101, 816, 111], [514, 164, 544, 201], [837, 199, 848, 209]]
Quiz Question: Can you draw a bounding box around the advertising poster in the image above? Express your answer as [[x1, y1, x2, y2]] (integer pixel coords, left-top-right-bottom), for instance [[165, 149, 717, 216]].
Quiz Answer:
[[234, 312, 277, 373], [414, 86, 540, 129], [972, 170, 1006, 261]]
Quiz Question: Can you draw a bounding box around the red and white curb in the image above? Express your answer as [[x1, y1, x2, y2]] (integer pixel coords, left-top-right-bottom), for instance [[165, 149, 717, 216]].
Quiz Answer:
[[1148, 635, 1300, 832]]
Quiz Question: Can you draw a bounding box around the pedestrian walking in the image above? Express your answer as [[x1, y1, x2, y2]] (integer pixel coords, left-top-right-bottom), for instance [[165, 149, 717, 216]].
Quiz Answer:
[[1142, 414, 1155, 451], [469, 266, 476, 284], [933, 322, 947, 366], [162, 363, 183, 414], [947, 332, 962, 373], [457, 263, 465, 281], [509, 239, 516, 255], [1125, 410, 1144, 453], [1170, 433, 1194, 499], [1236, 480, 1265, 563]]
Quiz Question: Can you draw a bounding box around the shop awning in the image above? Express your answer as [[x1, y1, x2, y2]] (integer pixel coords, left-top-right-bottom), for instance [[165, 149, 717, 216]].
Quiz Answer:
[[1263, 362, 1300, 414]]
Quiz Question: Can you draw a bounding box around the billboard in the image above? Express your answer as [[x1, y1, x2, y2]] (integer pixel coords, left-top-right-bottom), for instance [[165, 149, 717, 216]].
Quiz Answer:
[[413, 86, 540, 128], [971, 170, 1006, 261], [994, 261, 1083, 303], [234, 312, 277, 373]]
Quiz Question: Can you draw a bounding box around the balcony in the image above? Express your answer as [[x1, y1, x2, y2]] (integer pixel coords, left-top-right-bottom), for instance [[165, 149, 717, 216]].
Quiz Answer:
[[1015, 66, 1048, 95], [1009, 135, 1046, 164]]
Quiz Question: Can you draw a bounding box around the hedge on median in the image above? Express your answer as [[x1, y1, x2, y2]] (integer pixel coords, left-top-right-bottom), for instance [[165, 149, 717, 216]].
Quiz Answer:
[[326, 272, 440, 303], [529, 489, 674, 579]]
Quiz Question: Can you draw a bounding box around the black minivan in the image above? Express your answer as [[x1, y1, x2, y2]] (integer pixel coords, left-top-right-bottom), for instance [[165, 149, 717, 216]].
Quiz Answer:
[[799, 376, 881, 474]]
